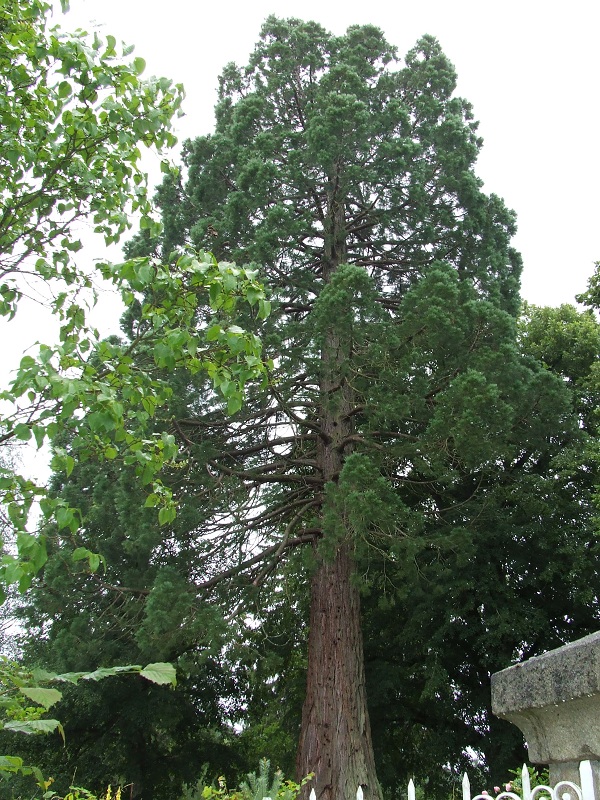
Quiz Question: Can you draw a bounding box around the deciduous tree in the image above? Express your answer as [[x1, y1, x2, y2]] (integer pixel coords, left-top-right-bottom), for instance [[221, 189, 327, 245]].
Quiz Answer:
[[0, 0, 269, 593], [0, 4, 269, 794]]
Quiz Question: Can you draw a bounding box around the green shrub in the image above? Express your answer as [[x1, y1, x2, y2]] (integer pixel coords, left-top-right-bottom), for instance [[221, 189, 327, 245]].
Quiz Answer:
[[181, 759, 314, 800]]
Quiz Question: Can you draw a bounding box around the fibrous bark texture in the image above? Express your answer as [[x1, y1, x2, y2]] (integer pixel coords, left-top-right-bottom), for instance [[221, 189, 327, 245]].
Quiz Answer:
[[297, 545, 382, 800]]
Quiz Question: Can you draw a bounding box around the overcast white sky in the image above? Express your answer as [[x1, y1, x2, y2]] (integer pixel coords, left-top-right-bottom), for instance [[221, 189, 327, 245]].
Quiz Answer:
[[56, 0, 598, 310]]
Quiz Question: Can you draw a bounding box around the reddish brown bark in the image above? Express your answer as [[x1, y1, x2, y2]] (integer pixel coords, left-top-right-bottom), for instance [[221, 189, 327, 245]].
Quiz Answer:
[[296, 545, 381, 800], [295, 168, 381, 800]]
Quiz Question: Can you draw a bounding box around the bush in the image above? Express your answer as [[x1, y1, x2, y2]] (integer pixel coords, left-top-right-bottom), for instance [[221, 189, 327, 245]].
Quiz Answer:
[[181, 760, 314, 800]]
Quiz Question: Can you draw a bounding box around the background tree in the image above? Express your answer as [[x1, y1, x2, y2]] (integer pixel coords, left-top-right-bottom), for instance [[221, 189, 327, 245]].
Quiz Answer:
[[10, 341, 306, 797], [15, 297, 600, 800], [7, 453, 249, 800], [360, 298, 600, 794]]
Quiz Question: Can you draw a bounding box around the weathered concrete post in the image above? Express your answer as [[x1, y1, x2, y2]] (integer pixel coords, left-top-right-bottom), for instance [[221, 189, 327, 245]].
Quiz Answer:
[[491, 631, 600, 797]]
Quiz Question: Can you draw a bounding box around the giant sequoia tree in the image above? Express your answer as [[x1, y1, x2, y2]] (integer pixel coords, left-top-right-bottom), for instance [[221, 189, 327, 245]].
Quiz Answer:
[[140, 19, 535, 800]]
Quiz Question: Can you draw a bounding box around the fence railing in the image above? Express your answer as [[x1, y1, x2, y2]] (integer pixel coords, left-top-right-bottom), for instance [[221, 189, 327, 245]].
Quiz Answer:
[[307, 761, 596, 800], [458, 763, 596, 800]]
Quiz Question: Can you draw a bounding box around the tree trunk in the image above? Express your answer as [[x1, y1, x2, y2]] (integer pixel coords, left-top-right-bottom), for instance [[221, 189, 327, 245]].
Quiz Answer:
[[296, 166, 382, 800], [296, 544, 382, 800]]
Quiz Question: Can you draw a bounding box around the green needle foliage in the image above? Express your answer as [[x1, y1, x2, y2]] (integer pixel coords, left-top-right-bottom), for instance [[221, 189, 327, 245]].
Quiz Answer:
[[6, 453, 249, 798], [122, 18, 578, 799], [356, 297, 600, 794]]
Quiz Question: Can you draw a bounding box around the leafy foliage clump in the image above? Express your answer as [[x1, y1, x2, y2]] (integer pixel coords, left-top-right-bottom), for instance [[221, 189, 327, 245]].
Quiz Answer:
[[0, 0, 270, 595]]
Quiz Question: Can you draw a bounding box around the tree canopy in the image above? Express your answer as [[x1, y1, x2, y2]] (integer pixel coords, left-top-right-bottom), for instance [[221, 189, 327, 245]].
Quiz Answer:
[[0, 3, 271, 792], [108, 17, 567, 800]]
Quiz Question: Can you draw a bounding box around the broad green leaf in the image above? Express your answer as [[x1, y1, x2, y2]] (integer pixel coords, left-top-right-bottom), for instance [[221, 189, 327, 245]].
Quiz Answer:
[[158, 505, 176, 526], [31, 669, 60, 683], [139, 663, 177, 687], [55, 506, 74, 531], [258, 299, 271, 319], [81, 666, 138, 681], [20, 687, 62, 709], [58, 81, 71, 98], [227, 394, 243, 415], [205, 324, 222, 342], [32, 426, 45, 449], [13, 424, 32, 442], [133, 57, 146, 75], [46, 672, 87, 685], [0, 756, 24, 770], [72, 547, 91, 562], [4, 719, 62, 736]]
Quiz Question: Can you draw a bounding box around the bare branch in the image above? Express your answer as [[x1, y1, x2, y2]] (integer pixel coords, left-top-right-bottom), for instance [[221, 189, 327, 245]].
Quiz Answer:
[[197, 532, 319, 591]]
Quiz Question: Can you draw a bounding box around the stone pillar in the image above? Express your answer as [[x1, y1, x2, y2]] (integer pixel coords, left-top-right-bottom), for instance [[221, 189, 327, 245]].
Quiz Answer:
[[491, 631, 600, 797]]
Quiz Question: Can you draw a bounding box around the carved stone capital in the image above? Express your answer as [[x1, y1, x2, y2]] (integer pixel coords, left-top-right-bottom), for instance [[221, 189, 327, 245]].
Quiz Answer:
[[491, 631, 600, 764]]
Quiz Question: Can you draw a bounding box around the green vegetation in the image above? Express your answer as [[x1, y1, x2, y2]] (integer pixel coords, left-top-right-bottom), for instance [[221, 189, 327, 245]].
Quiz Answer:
[[183, 760, 314, 800], [1, 6, 598, 800], [0, 0, 269, 588], [0, 2, 268, 797], [0, 658, 175, 790]]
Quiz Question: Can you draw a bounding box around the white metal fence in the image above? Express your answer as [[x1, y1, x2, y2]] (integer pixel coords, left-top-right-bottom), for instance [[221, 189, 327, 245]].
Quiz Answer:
[[307, 761, 596, 800], [457, 763, 595, 800]]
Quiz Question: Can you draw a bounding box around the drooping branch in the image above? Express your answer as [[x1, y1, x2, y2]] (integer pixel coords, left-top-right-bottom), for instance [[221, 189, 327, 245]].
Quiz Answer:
[[196, 532, 319, 592], [252, 498, 322, 587], [207, 459, 322, 486]]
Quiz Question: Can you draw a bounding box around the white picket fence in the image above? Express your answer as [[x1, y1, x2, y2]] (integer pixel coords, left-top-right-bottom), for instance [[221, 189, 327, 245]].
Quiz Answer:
[[306, 761, 596, 800]]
